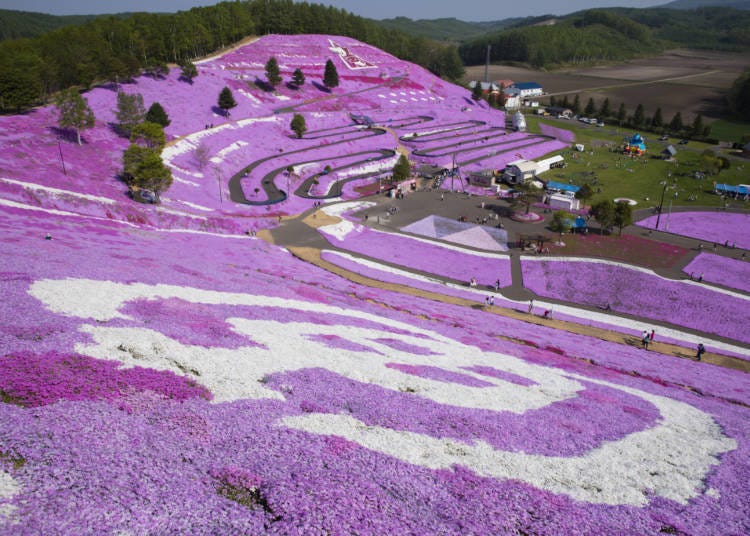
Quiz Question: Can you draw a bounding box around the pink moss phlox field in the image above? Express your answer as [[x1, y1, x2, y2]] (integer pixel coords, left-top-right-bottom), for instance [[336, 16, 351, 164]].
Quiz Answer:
[[637, 211, 750, 249], [0, 351, 211, 407], [319, 225, 512, 288], [522, 258, 750, 344], [683, 252, 750, 293], [3, 34, 750, 535], [1, 206, 749, 532]]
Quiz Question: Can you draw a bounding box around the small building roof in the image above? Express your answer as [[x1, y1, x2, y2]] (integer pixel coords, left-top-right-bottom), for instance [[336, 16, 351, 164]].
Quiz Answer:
[[546, 181, 580, 193], [512, 82, 542, 90], [662, 145, 677, 156]]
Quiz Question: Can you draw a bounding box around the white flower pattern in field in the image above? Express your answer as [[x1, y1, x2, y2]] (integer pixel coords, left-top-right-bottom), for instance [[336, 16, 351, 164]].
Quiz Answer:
[[29, 278, 737, 507]]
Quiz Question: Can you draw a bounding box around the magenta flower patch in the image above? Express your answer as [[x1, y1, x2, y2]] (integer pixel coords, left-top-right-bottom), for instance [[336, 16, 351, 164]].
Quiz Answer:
[[0, 351, 211, 407]]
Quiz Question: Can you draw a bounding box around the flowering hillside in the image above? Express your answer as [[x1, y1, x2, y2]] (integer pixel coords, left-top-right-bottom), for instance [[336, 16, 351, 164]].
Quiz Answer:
[[0, 35, 748, 534]]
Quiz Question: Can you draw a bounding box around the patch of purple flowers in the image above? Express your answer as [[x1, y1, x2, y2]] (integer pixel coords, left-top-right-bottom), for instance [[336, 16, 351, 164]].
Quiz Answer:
[[0, 351, 211, 407]]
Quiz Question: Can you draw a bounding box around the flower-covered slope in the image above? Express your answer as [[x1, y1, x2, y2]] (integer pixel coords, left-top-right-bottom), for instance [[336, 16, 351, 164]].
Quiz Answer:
[[1, 34, 749, 535], [0, 34, 569, 230], [2, 197, 750, 534]]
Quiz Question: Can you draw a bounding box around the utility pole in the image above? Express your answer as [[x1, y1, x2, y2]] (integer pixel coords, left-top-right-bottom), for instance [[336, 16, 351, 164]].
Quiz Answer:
[[484, 44, 491, 84], [57, 138, 67, 176]]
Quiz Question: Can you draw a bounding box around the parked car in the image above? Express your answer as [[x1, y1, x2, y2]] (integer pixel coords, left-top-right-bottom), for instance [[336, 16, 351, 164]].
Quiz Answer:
[[659, 135, 669, 141], [678, 139, 689, 145], [131, 188, 159, 204]]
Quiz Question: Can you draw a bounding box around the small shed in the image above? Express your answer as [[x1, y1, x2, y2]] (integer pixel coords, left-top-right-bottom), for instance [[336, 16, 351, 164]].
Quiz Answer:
[[504, 159, 537, 184], [661, 145, 677, 160], [469, 170, 495, 187], [536, 155, 565, 174], [548, 193, 580, 211]]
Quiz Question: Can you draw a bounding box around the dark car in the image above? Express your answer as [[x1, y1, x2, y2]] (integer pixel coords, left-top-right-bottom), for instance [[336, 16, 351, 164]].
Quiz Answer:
[[132, 188, 159, 204], [678, 139, 689, 145]]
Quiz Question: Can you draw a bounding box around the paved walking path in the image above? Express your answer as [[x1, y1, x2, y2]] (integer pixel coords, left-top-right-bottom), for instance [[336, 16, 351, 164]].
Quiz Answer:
[[264, 191, 750, 373]]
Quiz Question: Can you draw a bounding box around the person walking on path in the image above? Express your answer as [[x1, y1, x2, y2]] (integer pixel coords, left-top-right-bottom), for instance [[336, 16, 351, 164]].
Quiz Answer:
[[642, 330, 650, 350], [696, 343, 705, 361], [528, 300, 534, 314], [650, 329, 655, 343], [489, 296, 494, 306]]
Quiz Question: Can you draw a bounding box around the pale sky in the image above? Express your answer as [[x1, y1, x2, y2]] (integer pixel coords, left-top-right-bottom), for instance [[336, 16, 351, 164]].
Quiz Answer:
[[0, 0, 670, 21]]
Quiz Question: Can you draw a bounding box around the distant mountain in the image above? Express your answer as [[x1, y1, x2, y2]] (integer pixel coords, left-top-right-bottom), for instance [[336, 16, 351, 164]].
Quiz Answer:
[[660, 0, 750, 9], [0, 9, 98, 40], [375, 17, 518, 42]]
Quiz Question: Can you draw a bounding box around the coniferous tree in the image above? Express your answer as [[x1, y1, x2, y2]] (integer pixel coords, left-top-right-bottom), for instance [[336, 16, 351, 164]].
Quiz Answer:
[[691, 114, 704, 137], [669, 112, 683, 133], [145, 102, 170, 127], [616, 102, 627, 126], [572, 95, 581, 115], [218, 86, 236, 116], [323, 59, 339, 89], [651, 107, 664, 130], [584, 97, 596, 116], [292, 68, 305, 87], [631, 104, 645, 129], [392, 153, 410, 182], [55, 88, 95, 145], [599, 98, 611, 119], [265, 56, 281, 87], [471, 82, 483, 102], [115, 91, 145, 137]]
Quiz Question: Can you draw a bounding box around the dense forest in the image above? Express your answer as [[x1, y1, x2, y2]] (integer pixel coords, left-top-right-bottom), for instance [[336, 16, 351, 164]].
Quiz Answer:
[[459, 7, 750, 67], [0, 0, 464, 112]]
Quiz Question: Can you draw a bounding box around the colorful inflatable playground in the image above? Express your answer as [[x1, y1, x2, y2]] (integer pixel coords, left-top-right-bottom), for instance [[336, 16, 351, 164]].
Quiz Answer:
[[623, 133, 647, 156]]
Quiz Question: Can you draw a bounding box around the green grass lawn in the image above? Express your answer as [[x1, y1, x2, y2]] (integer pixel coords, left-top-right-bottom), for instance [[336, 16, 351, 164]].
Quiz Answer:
[[525, 116, 750, 210], [709, 119, 750, 144]]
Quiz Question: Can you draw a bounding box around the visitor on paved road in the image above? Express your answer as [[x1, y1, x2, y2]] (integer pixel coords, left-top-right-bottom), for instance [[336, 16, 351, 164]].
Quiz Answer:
[[528, 300, 534, 314], [650, 329, 655, 343], [642, 331, 650, 350], [696, 343, 705, 361]]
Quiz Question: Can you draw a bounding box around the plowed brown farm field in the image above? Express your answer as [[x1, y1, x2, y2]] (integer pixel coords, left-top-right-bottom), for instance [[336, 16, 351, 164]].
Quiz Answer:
[[464, 49, 748, 120]]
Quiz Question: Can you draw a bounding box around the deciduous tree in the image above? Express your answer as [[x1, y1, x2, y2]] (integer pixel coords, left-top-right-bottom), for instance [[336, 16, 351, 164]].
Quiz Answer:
[[55, 88, 95, 145], [614, 201, 633, 236], [290, 113, 307, 139], [130, 121, 166, 149], [590, 199, 615, 233], [115, 91, 145, 137], [179, 60, 198, 83]]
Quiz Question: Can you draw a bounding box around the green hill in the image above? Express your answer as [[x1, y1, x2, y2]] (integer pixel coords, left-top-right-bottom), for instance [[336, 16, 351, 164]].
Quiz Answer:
[[0, 9, 99, 40], [459, 6, 750, 67], [375, 16, 521, 42]]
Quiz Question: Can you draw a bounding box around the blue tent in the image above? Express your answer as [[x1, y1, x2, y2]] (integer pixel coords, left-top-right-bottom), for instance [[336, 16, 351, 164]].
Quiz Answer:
[[715, 183, 748, 195], [546, 181, 580, 193]]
